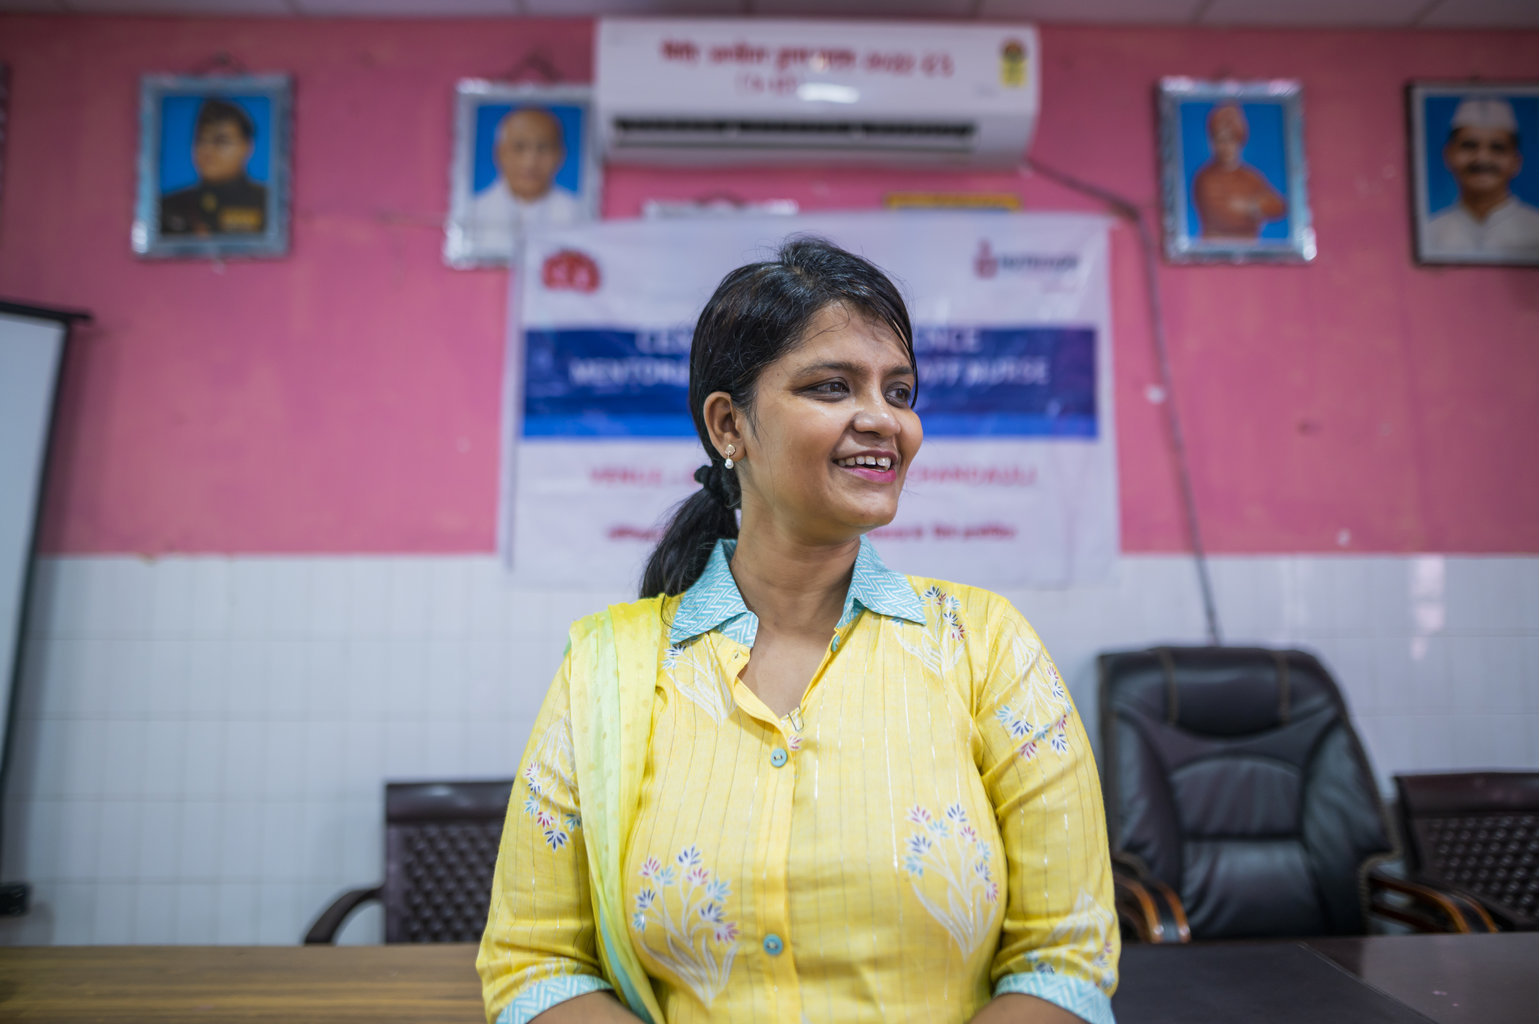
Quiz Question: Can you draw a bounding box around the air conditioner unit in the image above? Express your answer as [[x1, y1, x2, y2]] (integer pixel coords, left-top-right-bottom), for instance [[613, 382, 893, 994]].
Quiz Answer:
[[595, 18, 1040, 167]]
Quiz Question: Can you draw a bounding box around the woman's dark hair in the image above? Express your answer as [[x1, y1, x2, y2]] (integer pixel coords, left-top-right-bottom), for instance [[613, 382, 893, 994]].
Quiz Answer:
[[639, 236, 916, 598]]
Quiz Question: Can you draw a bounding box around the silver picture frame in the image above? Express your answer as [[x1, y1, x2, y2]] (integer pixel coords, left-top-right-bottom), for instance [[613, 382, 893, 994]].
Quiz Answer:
[[1408, 81, 1539, 267], [133, 74, 292, 260], [1158, 78, 1315, 264], [444, 80, 599, 269]]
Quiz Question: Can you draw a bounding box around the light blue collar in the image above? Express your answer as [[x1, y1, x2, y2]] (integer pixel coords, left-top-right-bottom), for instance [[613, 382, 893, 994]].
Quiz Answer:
[[669, 535, 927, 646]]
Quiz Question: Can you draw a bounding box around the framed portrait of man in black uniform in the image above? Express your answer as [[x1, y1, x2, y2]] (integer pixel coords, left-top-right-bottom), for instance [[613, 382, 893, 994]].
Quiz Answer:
[[133, 74, 291, 259]]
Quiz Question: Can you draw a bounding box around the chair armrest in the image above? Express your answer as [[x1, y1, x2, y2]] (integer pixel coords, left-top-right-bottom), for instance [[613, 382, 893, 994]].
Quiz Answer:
[[1112, 855, 1190, 943], [1366, 863, 1499, 934], [303, 885, 384, 944]]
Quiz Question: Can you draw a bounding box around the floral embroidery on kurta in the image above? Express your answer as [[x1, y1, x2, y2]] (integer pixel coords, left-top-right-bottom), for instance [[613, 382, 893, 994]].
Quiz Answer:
[[895, 586, 968, 676], [632, 846, 739, 1006], [521, 713, 580, 851], [900, 804, 1001, 955], [662, 641, 737, 723], [993, 634, 1072, 761], [1025, 889, 1118, 992]]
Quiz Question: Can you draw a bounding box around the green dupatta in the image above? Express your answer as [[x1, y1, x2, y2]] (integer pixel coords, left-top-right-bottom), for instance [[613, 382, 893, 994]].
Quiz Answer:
[[567, 599, 668, 1024]]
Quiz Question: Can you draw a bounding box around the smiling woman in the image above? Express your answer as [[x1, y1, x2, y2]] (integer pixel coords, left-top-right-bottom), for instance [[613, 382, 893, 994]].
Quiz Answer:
[[477, 239, 1120, 1024]]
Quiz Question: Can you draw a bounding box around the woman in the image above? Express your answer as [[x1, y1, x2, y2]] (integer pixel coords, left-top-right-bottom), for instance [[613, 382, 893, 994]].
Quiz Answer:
[[478, 239, 1118, 1024]]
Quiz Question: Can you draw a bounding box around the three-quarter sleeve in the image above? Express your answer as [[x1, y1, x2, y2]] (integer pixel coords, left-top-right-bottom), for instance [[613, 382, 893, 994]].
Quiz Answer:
[[477, 650, 614, 1024], [974, 603, 1119, 1024]]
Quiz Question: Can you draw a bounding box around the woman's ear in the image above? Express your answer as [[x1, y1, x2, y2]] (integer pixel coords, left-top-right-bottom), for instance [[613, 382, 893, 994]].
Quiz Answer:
[[701, 391, 743, 460]]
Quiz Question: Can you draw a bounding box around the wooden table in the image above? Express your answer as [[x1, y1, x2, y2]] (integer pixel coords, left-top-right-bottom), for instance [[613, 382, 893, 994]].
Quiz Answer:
[[3, 935, 1534, 1023], [1309, 932, 1539, 1024], [0, 944, 485, 1023]]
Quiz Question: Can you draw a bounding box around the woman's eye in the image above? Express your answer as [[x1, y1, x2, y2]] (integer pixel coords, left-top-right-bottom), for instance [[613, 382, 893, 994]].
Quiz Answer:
[[809, 380, 849, 395], [887, 384, 914, 404]]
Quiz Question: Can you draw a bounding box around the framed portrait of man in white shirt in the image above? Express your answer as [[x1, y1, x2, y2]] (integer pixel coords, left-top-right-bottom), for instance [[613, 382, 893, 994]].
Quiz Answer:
[[445, 82, 598, 268], [1409, 82, 1539, 267]]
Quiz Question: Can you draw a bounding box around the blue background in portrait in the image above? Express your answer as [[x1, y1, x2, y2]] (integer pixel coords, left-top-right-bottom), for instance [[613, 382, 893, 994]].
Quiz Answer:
[[472, 103, 585, 195], [1421, 94, 1539, 216], [158, 94, 272, 193], [1179, 99, 1291, 242]]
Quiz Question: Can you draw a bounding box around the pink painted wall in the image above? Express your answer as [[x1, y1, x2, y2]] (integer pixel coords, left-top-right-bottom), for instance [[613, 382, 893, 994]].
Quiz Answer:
[[1, 16, 1536, 556]]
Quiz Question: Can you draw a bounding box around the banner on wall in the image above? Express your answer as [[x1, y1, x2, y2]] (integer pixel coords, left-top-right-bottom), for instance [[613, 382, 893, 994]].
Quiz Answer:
[[502, 212, 1118, 591]]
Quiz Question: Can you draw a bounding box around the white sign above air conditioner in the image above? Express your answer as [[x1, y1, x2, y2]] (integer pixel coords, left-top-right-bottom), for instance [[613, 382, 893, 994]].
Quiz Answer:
[[595, 18, 1041, 168]]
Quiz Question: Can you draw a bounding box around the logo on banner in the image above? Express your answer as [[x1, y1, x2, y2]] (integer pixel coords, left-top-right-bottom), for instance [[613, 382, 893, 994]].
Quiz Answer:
[[542, 249, 602, 293], [1000, 39, 1027, 87], [973, 239, 1079, 278]]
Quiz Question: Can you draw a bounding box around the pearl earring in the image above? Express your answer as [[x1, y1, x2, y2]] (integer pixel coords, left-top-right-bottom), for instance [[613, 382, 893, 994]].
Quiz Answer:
[[723, 444, 736, 470]]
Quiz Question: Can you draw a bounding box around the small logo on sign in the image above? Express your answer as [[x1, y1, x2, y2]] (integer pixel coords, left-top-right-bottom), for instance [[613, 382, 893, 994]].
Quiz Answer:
[[974, 240, 999, 279], [1000, 39, 1027, 87], [542, 249, 601, 293]]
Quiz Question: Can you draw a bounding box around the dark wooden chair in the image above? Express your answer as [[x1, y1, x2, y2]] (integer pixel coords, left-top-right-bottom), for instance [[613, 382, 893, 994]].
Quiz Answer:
[[1394, 771, 1539, 930], [1098, 646, 1495, 942], [304, 779, 514, 944]]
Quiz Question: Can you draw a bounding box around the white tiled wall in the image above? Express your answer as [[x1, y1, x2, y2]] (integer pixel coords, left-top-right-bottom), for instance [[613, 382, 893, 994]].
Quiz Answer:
[[2, 552, 1536, 946]]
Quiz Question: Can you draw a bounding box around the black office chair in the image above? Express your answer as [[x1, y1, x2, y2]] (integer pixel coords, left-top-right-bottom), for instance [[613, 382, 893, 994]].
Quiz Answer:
[[304, 779, 514, 944], [1098, 646, 1493, 942], [1394, 771, 1539, 930]]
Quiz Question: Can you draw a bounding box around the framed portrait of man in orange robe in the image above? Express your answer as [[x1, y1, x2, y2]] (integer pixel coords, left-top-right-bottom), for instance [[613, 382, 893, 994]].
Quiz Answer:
[[1158, 78, 1315, 264]]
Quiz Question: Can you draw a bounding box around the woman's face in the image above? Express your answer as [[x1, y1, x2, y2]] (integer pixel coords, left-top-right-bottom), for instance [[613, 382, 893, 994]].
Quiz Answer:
[[732, 304, 922, 545]]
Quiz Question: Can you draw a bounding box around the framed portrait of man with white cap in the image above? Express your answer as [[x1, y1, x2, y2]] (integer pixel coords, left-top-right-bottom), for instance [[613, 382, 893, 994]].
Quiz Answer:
[[1409, 82, 1539, 266]]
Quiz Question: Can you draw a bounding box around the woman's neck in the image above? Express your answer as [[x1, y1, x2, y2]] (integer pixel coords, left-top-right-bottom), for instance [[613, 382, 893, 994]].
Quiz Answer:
[[728, 523, 859, 638]]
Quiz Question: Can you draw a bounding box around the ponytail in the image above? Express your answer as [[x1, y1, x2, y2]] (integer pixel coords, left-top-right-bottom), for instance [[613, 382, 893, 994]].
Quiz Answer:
[[639, 463, 740, 597]]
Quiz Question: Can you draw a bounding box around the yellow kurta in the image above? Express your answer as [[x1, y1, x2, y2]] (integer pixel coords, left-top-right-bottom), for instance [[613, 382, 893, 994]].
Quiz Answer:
[[479, 538, 1118, 1024]]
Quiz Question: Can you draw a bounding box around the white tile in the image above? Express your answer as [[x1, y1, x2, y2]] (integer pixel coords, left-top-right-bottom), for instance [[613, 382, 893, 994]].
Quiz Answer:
[[256, 881, 308, 945], [224, 640, 269, 720], [104, 639, 154, 720], [12, 633, 52, 721], [424, 640, 470, 720], [27, 718, 68, 800], [302, 799, 352, 883], [100, 720, 147, 800], [217, 801, 266, 882], [387, 562, 436, 640], [1299, 637, 1379, 717], [134, 883, 181, 943], [174, 882, 220, 943], [262, 722, 308, 799], [56, 800, 101, 880], [147, 640, 192, 721], [4, 719, 41, 802], [301, 720, 347, 799], [94, 798, 143, 881], [265, 640, 309, 720], [342, 560, 394, 640], [227, 560, 274, 641], [1526, 715, 1539, 766], [1408, 716, 1456, 774], [50, 881, 98, 945], [463, 719, 517, 779], [464, 558, 516, 640], [381, 640, 430, 722], [92, 883, 138, 944], [1375, 635, 1454, 715], [424, 720, 468, 777], [183, 640, 229, 721], [70, 639, 117, 719], [383, 720, 429, 781], [178, 801, 225, 882], [344, 640, 390, 723], [222, 721, 267, 800], [333, 900, 383, 945], [58, 720, 107, 799], [264, 559, 317, 640], [1443, 558, 1527, 634], [93, 560, 156, 639], [29, 638, 80, 720], [150, 560, 202, 640], [340, 798, 383, 885], [463, 640, 512, 722], [136, 801, 182, 881], [302, 561, 352, 640], [304, 641, 349, 720], [259, 801, 309, 882], [139, 721, 184, 798], [187, 558, 234, 639], [182, 722, 227, 800], [343, 722, 386, 803], [7, 799, 61, 883]]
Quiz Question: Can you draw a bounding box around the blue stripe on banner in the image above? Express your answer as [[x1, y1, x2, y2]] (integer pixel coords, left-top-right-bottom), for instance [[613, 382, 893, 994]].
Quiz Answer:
[[522, 326, 1097, 439]]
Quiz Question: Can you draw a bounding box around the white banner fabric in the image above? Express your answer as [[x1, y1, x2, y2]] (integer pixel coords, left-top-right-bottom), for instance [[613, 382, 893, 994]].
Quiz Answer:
[[503, 212, 1118, 591]]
